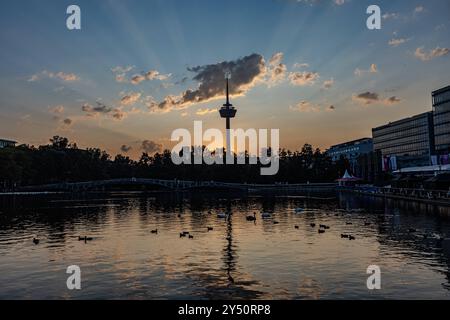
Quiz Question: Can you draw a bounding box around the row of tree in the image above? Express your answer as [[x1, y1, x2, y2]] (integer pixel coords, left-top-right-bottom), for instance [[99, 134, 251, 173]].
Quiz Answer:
[[0, 136, 351, 189]]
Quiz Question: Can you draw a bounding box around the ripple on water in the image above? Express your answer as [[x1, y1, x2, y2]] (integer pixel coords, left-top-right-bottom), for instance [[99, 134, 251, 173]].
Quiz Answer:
[[0, 193, 450, 299]]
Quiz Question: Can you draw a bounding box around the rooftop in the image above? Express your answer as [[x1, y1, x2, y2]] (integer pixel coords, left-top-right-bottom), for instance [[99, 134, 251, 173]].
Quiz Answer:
[[372, 111, 431, 132], [432, 85, 450, 96], [0, 138, 17, 144], [329, 137, 372, 149]]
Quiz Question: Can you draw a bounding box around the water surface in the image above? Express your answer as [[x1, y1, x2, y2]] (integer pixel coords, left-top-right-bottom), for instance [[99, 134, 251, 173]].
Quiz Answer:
[[1, 192, 450, 299]]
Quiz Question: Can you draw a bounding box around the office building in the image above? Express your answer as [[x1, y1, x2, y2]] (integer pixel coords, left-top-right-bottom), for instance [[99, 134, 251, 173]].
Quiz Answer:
[[432, 85, 450, 157], [327, 138, 373, 177], [328, 138, 373, 163], [0, 139, 16, 149], [372, 112, 434, 171]]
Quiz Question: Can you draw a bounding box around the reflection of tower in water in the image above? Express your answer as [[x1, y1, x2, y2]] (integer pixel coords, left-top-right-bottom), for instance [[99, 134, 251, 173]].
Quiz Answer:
[[222, 202, 236, 284]]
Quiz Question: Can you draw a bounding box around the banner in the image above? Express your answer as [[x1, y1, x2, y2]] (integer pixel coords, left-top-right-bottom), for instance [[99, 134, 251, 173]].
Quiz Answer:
[[431, 155, 438, 166]]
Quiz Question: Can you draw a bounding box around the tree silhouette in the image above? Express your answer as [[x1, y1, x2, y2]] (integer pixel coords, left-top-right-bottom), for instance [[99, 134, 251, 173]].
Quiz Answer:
[[0, 136, 351, 190]]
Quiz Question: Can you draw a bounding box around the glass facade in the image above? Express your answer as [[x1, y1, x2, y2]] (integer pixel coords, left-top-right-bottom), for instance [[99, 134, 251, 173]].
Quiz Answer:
[[433, 85, 450, 154], [0, 139, 16, 148], [372, 112, 434, 168], [328, 138, 373, 162]]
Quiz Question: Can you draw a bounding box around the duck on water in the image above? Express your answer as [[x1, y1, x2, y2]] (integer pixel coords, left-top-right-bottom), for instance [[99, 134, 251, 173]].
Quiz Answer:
[[261, 212, 272, 218], [246, 212, 257, 221], [217, 212, 229, 219]]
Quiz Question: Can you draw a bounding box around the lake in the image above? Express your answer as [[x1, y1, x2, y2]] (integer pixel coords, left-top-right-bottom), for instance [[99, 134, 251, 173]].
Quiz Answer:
[[1, 192, 450, 299]]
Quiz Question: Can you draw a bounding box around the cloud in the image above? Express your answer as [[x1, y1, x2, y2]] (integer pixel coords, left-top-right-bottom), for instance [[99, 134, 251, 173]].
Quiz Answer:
[[111, 109, 126, 120], [130, 75, 146, 85], [267, 52, 287, 85], [415, 46, 450, 61], [414, 6, 424, 14], [143, 96, 160, 112], [141, 140, 163, 154], [49, 105, 70, 125], [196, 108, 218, 116], [322, 78, 334, 90], [370, 64, 378, 73], [352, 92, 401, 106], [53, 72, 79, 82], [288, 0, 346, 5], [289, 101, 321, 113], [49, 105, 65, 115], [28, 70, 80, 82], [147, 53, 266, 113], [435, 24, 446, 31], [131, 70, 171, 85], [56, 117, 74, 131], [82, 101, 112, 114], [384, 96, 401, 105], [288, 71, 320, 86], [112, 66, 134, 83], [112, 65, 171, 85], [352, 92, 379, 105], [293, 62, 309, 69], [28, 74, 39, 82], [382, 7, 423, 22], [120, 92, 142, 106], [54, 86, 65, 92], [115, 74, 127, 83], [112, 66, 134, 74], [382, 12, 400, 20], [354, 64, 378, 76], [81, 102, 127, 121], [388, 38, 409, 47], [120, 145, 132, 153]]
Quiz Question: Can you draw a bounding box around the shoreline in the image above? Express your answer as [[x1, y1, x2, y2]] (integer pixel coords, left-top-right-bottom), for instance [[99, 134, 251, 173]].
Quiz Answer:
[[339, 188, 450, 207]]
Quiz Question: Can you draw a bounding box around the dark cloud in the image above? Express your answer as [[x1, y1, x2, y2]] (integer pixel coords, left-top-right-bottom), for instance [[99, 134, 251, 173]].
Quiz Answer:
[[82, 102, 112, 114], [147, 53, 265, 113], [111, 109, 126, 120], [141, 140, 163, 154], [385, 96, 401, 105], [353, 92, 401, 106], [82, 102, 127, 121], [63, 118, 72, 125], [353, 92, 379, 104], [120, 145, 132, 153], [120, 92, 141, 106], [358, 92, 379, 100]]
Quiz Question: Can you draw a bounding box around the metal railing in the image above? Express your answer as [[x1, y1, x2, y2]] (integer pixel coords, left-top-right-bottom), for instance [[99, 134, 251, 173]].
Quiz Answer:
[[340, 185, 450, 201]]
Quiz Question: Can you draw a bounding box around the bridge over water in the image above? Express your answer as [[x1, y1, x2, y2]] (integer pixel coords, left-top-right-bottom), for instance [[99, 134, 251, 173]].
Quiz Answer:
[[18, 178, 337, 193]]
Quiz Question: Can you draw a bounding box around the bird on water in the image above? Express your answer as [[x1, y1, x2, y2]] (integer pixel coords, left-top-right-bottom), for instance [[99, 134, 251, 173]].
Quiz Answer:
[[246, 212, 257, 221]]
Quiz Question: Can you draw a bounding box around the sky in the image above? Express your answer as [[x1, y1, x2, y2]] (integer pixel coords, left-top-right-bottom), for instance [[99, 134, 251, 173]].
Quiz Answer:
[[0, 0, 449, 159]]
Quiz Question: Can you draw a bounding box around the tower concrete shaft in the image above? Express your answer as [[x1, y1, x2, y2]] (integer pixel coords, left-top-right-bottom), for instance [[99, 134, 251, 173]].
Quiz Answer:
[[219, 76, 237, 155]]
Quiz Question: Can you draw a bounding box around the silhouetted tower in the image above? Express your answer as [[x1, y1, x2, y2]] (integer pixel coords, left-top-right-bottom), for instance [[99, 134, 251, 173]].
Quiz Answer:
[[219, 72, 237, 154]]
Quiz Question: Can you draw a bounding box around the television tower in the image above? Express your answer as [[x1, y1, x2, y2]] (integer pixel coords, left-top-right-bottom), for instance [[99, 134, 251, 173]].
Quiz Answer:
[[219, 72, 237, 155]]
